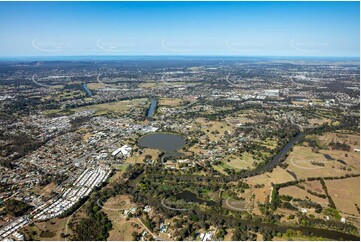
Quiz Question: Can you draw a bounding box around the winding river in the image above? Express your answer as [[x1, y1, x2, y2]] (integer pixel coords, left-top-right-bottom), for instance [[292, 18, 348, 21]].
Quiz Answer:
[[133, 126, 359, 240]]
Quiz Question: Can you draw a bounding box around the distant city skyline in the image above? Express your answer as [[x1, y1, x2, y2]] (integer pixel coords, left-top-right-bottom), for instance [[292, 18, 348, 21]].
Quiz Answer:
[[0, 1, 359, 57]]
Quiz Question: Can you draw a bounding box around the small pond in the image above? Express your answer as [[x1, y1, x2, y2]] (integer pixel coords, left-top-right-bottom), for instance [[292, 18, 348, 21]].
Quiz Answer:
[[175, 190, 216, 206]]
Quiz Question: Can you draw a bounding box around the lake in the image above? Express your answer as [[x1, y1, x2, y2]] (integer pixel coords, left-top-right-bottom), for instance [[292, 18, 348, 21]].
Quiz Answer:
[[138, 133, 185, 154]]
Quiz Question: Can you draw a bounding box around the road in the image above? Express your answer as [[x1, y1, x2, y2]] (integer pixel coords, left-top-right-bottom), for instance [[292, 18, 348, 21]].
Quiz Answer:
[[136, 217, 161, 240]]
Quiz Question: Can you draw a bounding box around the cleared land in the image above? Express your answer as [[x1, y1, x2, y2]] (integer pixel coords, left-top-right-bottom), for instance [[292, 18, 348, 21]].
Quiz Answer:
[[87, 82, 106, 90], [101, 195, 143, 241], [139, 82, 159, 89], [72, 98, 147, 116], [278, 186, 329, 208], [31, 182, 57, 199], [213, 152, 256, 173], [300, 180, 326, 195], [24, 217, 69, 241], [196, 118, 234, 142], [324, 177, 360, 216], [285, 144, 359, 179], [125, 148, 160, 164], [244, 167, 295, 206], [158, 97, 183, 107], [245, 167, 295, 186]]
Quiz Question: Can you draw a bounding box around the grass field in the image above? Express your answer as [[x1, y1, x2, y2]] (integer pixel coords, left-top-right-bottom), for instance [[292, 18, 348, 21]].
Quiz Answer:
[[72, 98, 148, 115], [124, 148, 160, 164], [158, 97, 183, 107], [308, 117, 332, 126], [31, 182, 57, 199], [139, 82, 159, 88], [301, 180, 326, 195], [42, 98, 147, 117], [244, 167, 295, 206], [213, 152, 256, 173], [278, 186, 329, 207], [109, 164, 129, 183], [25, 217, 69, 241], [87, 82, 106, 90], [324, 177, 360, 216], [42, 108, 75, 116], [196, 118, 234, 142], [245, 167, 295, 186], [101, 195, 142, 241], [260, 137, 279, 150], [225, 115, 255, 126], [41, 90, 85, 102], [108, 218, 142, 241], [285, 142, 360, 179]]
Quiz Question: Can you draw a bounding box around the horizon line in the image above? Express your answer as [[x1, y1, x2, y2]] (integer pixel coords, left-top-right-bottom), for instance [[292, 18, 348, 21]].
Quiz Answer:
[[0, 54, 359, 59]]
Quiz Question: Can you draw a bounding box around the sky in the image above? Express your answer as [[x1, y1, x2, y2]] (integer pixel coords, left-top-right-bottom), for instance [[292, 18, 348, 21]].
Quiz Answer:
[[0, 1, 359, 57]]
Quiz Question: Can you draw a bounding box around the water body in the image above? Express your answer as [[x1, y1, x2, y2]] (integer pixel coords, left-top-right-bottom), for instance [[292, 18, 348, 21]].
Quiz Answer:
[[146, 97, 157, 118], [211, 212, 360, 241], [82, 83, 92, 97], [135, 131, 359, 240], [138, 133, 185, 154], [238, 133, 305, 178], [145, 133, 305, 181], [175, 190, 216, 206]]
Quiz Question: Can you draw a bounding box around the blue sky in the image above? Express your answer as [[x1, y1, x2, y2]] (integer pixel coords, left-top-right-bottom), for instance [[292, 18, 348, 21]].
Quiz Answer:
[[0, 1, 359, 57]]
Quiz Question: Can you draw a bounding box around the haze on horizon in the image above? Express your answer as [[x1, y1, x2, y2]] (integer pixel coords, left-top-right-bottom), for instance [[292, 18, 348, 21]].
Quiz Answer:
[[0, 1, 359, 57]]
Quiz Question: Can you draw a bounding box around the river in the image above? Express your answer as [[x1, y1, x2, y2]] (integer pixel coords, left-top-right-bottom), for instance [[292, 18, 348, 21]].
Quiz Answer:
[[238, 132, 305, 178], [82, 83, 92, 97], [146, 97, 157, 118], [131, 131, 359, 240]]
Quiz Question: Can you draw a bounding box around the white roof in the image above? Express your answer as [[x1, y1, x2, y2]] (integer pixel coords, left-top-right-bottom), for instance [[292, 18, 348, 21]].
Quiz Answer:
[[112, 148, 122, 156], [120, 145, 132, 155]]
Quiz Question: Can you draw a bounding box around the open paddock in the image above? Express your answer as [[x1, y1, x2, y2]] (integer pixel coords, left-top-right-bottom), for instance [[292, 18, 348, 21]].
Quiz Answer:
[[138, 82, 158, 89], [299, 180, 326, 195], [278, 186, 329, 208], [72, 98, 147, 115], [158, 97, 183, 107], [87, 82, 106, 90], [196, 118, 235, 142], [317, 133, 360, 149], [285, 145, 359, 179], [101, 195, 142, 241], [107, 217, 142, 241], [324, 177, 360, 216], [216, 152, 256, 172], [245, 167, 295, 186], [25, 217, 69, 241], [125, 148, 160, 164]]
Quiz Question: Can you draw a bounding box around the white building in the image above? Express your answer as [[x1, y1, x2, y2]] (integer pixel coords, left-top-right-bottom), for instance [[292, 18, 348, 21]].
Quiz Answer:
[[112, 145, 132, 157], [111, 148, 122, 156], [119, 145, 132, 157], [200, 231, 214, 241], [144, 205, 152, 213]]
